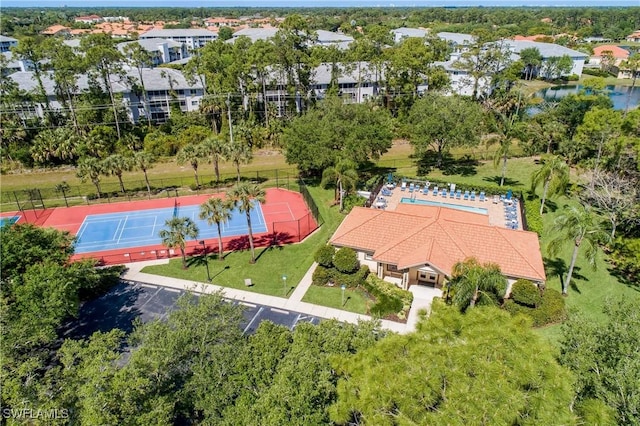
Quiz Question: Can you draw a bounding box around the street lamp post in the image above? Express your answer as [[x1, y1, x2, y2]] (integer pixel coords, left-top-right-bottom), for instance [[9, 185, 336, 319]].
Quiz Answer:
[[199, 240, 211, 282], [282, 274, 287, 296], [341, 284, 346, 307]]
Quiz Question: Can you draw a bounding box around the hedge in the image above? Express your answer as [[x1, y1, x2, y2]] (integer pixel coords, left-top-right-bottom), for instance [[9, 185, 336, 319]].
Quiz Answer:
[[503, 288, 566, 327], [609, 237, 640, 283], [523, 193, 543, 236], [312, 265, 370, 289]]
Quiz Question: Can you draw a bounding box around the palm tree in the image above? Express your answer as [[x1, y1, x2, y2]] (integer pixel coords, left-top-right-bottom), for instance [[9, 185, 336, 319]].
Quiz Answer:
[[133, 151, 155, 198], [489, 113, 523, 187], [76, 157, 104, 198], [530, 154, 569, 215], [620, 53, 639, 116], [226, 184, 266, 263], [102, 154, 133, 193], [450, 257, 507, 311], [202, 134, 228, 183], [177, 143, 206, 189], [548, 204, 610, 296], [227, 139, 253, 183], [199, 197, 231, 261], [321, 159, 359, 212], [55, 181, 70, 208], [159, 217, 199, 269]]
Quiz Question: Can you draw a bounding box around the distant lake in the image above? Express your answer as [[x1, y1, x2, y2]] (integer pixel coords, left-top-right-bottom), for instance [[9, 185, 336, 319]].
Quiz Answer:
[[533, 85, 640, 111]]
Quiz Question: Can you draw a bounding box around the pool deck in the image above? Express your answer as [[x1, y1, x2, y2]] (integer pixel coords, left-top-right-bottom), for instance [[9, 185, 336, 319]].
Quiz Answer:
[[376, 184, 523, 230]]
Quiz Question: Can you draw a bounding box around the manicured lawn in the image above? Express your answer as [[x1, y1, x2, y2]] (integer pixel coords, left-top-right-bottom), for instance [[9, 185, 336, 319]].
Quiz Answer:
[[302, 285, 370, 315], [534, 195, 639, 343], [377, 144, 540, 192], [142, 183, 349, 297]]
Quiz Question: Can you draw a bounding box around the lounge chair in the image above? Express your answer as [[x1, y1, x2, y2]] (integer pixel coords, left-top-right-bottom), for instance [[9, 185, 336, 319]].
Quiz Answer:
[[433, 186, 438, 196], [479, 191, 486, 202], [463, 190, 470, 201], [456, 190, 462, 199], [409, 183, 415, 193], [470, 191, 476, 201], [422, 185, 430, 195], [381, 188, 392, 197], [401, 181, 407, 191], [441, 189, 447, 198], [449, 190, 455, 198], [415, 184, 421, 193]]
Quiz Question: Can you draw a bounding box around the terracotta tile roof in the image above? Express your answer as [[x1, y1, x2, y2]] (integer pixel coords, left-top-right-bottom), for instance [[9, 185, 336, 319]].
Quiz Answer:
[[42, 25, 70, 35], [330, 206, 546, 282], [593, 45, 630, 59]]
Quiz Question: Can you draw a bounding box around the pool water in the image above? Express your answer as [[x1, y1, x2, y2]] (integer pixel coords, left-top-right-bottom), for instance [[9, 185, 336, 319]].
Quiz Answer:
[[400, 198, 488, 215], [0, 216, 20, 227]]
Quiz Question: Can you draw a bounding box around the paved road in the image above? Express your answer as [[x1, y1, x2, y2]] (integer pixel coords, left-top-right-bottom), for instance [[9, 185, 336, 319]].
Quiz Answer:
[[62, 280, 322, 340]]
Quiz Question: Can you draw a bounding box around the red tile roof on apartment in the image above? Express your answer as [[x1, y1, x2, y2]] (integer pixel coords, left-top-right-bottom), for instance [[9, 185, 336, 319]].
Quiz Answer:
[[593, 45, 630, 59], [330, 206, 546, 282]]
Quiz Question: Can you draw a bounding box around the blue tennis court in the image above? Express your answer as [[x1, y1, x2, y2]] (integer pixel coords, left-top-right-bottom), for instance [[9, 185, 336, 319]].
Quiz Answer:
[[74, 203, 267, 254]]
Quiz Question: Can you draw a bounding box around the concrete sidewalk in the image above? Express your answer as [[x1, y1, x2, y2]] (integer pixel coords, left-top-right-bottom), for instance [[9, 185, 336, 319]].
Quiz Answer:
[[121, 259, 426, 334]]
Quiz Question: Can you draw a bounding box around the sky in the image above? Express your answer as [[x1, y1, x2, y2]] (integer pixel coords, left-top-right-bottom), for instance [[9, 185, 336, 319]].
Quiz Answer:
[[1, 0, 638, 7]]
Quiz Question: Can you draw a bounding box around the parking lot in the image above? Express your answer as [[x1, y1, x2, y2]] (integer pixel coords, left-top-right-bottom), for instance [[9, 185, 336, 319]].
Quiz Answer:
[[62, 280, 321, 340]]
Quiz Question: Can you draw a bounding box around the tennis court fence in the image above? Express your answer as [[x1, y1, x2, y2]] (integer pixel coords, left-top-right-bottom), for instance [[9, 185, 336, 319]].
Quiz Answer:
[[1, 168, 299, 212], [89, 211, 320, 266]]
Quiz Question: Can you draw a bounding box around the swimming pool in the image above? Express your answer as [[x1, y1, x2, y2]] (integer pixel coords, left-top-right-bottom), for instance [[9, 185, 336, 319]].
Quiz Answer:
[[0, 216, 20, 227], [400, 198, 488, 215]]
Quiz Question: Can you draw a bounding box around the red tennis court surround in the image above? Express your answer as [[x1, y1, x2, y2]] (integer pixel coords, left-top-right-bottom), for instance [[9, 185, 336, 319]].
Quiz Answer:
[[7, 188, 317, 265]]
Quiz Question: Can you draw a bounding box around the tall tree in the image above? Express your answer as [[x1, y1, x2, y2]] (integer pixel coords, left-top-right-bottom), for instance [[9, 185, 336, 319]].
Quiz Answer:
[[620, 53, 640, 116], [202, 134, 228, 183], [559, 298, 640, 425], [225, 184, 265, 263], [227, 139, 253, 183], [11, 36, 54, 125], [159, 217, 199, 269], [177, 143, 206, 189], [548, 203, 610, 295], [531, 154, 570, 215], [80, 34, 125, 140], [283, 97, 393, 174], [123, 42, 154, 128], [199, 197, 232, 261], [45, 38, 83, 132], [519, 47, 543, 80], [540, 55, 573, 80], [449, 257, 507, 311], [580, 171, 639, 239], [408, 94, 484, 168], [133, 151, 156, 197], [330, 302, 576, 425], [102, 153, 133, 193], [273, 14, 318, 114], [453, 34, 511, 99], [321, 159, 358, 212], [76, 157, 104, 198], [573, 108, 623, 185]]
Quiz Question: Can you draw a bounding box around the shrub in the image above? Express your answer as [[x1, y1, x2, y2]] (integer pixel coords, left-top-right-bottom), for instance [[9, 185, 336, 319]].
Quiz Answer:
[[523, 193, 543, 236], [609, 237, 640, 283], [510, 279, 541, 308], [333, 247, 359, 273], [314, 245, 335, 268], [338, 265, 370, 288], [567, 74, 580, 81], [503, 288, 566, 327], [363, 275, 413, 318], [312, 266, 333, 286], [343, 194, 366, 213]]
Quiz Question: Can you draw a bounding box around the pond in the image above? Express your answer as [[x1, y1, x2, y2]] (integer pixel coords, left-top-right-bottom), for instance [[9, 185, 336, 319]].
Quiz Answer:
[[533, 85, 640, 111]]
